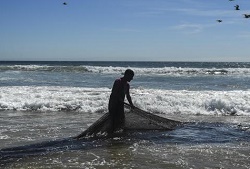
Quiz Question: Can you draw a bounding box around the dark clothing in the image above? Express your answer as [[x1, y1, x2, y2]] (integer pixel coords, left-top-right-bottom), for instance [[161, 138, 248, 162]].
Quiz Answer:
[[108, 77, 130, 132]]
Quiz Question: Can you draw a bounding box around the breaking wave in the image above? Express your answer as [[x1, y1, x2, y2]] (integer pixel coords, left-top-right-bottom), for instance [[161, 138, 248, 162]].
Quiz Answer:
[[0, 86, 250, 116]]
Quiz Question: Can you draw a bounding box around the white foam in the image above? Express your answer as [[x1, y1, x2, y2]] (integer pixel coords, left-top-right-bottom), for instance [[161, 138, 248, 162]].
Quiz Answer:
[[0, 86, 110, 113], [133, 89, 250, 116], [0, 86, 250, 116]]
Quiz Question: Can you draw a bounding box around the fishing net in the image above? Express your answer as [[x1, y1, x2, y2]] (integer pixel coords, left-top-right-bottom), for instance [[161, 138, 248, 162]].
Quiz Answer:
[[75, 104, 182, 139]]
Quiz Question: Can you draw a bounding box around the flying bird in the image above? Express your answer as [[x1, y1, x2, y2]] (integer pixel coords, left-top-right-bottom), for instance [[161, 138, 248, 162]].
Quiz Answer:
[[63, 2, 67, 5], [234, 5, 240, 10], [216, 20, 222, 23], [243, 14, 250, 18]]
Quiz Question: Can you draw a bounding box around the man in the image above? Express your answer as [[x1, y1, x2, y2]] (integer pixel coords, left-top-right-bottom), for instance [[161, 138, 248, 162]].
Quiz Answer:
[[108, 69, 135, 133]]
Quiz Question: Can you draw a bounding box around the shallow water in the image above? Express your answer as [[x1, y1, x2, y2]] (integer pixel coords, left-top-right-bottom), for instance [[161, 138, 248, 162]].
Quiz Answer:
[[1, 110, 250, 169]]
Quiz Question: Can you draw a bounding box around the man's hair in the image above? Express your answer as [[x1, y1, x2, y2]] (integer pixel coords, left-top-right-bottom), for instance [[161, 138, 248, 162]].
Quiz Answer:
[[124, 69, 134, 76]]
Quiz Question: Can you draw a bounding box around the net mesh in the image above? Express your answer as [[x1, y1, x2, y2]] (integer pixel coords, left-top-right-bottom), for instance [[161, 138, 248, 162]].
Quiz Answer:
[[75, 105, 182, 139]]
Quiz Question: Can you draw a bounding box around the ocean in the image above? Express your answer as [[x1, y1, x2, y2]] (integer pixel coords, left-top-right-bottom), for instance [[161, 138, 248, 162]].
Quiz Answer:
[[1, 61, 250, 168]]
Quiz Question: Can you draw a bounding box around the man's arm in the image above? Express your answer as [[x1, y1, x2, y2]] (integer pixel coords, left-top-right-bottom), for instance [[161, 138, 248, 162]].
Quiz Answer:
[[126, 84, 135, 108]]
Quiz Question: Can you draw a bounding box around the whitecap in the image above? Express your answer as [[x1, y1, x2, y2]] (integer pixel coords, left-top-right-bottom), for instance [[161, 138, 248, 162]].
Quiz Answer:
[[0, 86, 250, 116]]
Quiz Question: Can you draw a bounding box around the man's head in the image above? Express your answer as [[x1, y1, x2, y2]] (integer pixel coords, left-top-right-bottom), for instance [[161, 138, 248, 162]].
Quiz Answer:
[[124, 69, 134, 82]]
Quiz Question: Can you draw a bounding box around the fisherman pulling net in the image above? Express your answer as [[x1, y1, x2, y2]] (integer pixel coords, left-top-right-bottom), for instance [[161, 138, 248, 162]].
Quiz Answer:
[[75, 69, 181, 139]]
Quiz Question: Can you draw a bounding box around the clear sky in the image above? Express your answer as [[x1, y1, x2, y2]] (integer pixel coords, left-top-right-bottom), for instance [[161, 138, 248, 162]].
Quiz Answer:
[[0, 0, 250, 62]]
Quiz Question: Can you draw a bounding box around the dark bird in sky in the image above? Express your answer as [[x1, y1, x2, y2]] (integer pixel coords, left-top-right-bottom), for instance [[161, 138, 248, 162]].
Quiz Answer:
[[216, 20, 222, 23], [234, 5, 240, 10], [243, 14, 250, 18], [229, 0, 234, 1], [63, 2, 67, 5]]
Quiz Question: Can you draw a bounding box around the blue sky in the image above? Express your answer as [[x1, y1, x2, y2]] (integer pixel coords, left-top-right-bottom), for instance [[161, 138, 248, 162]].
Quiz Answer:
[[0, 0, 250, 62]]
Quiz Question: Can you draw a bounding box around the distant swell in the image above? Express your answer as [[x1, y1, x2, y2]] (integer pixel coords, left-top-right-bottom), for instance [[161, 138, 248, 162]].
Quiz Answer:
[[0, 65, 90, 73], [1, 65, 250, 76]]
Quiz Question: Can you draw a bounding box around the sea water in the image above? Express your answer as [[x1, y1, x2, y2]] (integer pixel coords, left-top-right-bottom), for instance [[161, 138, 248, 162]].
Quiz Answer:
[[1, 61, 250, 168]]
